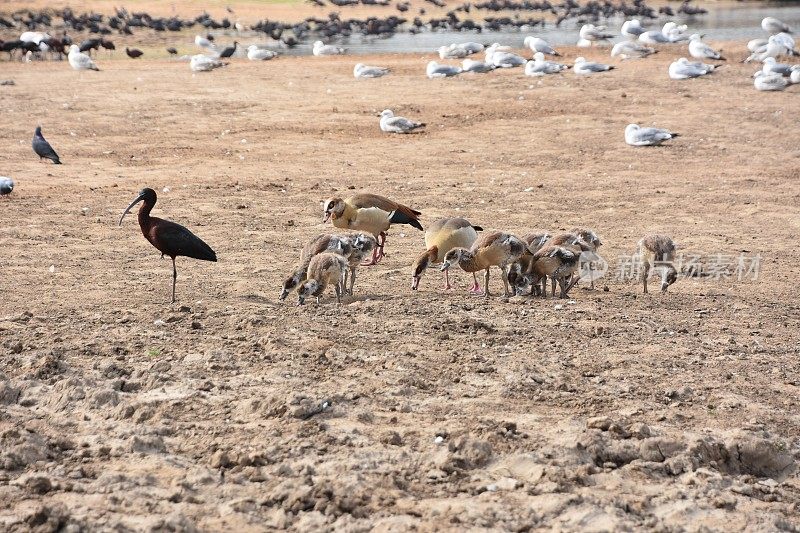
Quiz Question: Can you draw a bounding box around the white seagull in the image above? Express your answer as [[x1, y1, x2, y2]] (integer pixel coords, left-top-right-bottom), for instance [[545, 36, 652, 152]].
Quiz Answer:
[[579, 24, 615, 45], [194, 35, 216, 51], [753, 71, 788, 91], [426, 61, 462, 78], [525, 52, 569, 75], [621, 19, 646, 40], [354, 63, 390, 78], [611, 41, 656, 59], [523, 36, 561, 56], [190, 54, 227, 72], [761, 57, 797, 76], [438, 45, 469, 59], [379, 110, 425, 134], [688, 34, 725, 61], [625, 124, 679, 146], [68, 45, 100, 71], [573, 56, 614, 75], [762, 17, 792, 35], [313, 41, 345, 56], [668, 57, 715, 79], [247, 45, 277, 60], [746, 34, 797, 62], [485, 44, 526, 68], [461, 58, 495, 73]]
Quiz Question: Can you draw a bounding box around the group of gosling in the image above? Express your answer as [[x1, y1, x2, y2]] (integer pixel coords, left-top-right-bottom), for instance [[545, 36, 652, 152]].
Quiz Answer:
[[280, 193, 678, 305]]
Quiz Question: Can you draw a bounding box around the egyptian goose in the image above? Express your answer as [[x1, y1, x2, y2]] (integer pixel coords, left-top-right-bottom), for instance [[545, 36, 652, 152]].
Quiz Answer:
[[280, 234, 352, 300], [322, 193, 423, 265], [343, 233, 376, 295], [298, 252, 349, 305], [530, 244, 583, 298], [636, 234, 678, 293], [411, 217, 482, 291], [570, 227, 603, 290], [440, 232, 526, 297], [506, 232, 551, 296]]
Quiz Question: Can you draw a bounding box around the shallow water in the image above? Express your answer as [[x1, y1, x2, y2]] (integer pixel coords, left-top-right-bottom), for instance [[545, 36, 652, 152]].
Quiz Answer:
[[270, 3, 800, 56]]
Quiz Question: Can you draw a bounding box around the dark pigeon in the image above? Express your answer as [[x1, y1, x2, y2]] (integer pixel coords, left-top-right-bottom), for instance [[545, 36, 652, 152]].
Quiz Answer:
[[0, 176, 13, 195], [126, 47, 143, 58], [166, 47, 178, 55], [33, 126, 61, 164]]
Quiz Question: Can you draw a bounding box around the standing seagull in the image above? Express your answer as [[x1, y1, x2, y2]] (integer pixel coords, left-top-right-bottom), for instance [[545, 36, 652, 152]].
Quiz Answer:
[[379, 109, 425, 134], [33, 126, 61, 164], [68, 44, 99, 71], [119, 188, 217, 303]]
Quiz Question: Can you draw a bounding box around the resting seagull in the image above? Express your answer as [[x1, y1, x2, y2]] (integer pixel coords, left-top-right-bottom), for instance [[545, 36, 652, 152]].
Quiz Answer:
[[573, 57, 614, 75], [461, 59, 495, 73], [525, 53, 568, 75], [68, 44, 99, 71], [354, 63, 389, 78], [247, 45, 277, 60], [762, 17, 792, 35], [33, 126, 61, 164], [611, 41, 656, 59], [379, 110, 425, 134], [761, 57, 797, 76], [427, 61, 462, 78], [313, 41, 345, 56], [689, 34, 725, 60], [579, 24, 615, 45], [190, 54, 228, 72], [621, 19, 646, 40], [669, 57, 715, 79], [625, 124, 679, 146], [523, 36, 560, 56], [754, 71, 788, 91]]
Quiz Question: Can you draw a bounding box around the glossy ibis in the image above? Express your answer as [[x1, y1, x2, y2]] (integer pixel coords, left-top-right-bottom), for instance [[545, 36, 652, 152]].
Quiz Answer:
[[0, 177, 13, 196], [218, 41, 238, 58], [119, 188, 217, 303], [33, 126, 61, 164], [126, 47, 143, 58]]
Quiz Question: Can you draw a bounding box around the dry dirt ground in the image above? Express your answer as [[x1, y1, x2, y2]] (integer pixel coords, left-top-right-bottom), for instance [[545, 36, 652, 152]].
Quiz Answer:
[[1, 37, 800, 532]]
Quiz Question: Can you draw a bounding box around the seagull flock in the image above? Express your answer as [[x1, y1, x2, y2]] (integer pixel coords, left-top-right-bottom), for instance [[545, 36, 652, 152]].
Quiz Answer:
[[3, 12, 796, 200]]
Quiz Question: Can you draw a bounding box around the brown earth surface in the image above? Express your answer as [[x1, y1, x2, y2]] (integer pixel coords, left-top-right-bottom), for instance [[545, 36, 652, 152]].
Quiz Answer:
[[1, 40, 800, 531]]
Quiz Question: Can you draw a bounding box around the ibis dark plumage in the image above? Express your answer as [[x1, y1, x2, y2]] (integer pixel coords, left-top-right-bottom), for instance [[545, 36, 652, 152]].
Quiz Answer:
[[119, 188, 217, 303], [33, 126, 61, 164], [219, 41, 238, 58], [125, 47, 143, 58]]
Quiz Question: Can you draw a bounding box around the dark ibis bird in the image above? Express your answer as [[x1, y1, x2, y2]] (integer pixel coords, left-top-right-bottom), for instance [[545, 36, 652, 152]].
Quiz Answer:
[[32, 126, 61, 164], [125, 47, 143, 58], [219, 41, 238, 58], [166, 46, 178, 55], [119, 188, 217, 303], [0, 177, 13, 196]]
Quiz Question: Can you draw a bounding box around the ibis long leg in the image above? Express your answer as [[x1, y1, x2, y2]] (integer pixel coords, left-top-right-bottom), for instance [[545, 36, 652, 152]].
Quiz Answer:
[[171, 257, 177, 303]]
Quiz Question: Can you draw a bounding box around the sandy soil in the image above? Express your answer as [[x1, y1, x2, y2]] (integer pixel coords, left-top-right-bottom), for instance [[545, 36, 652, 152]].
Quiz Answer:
[[1, 41, 800, 531]]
